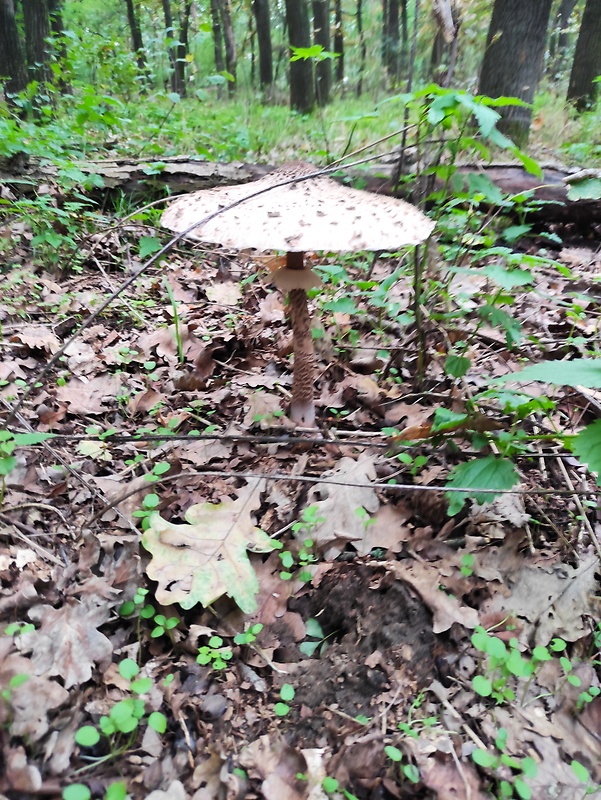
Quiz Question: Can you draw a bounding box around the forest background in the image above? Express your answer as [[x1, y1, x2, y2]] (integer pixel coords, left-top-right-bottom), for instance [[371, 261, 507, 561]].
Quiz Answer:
[[2, 2, 601, 800], [1, 0, 601, 166]]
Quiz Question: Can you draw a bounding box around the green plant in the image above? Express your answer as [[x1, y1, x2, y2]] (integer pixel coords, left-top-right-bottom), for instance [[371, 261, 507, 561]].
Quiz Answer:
[[471, 728, 537, 799], [196, 636, 233, 670], [74, 658, 166, 761], [471, 627, 579, 705], [321, 776, 359, 799], [233, 623, 263, 646], [384, 745, 420, 784], [274, 683, 295, 717], [299, 617, 333, 657]]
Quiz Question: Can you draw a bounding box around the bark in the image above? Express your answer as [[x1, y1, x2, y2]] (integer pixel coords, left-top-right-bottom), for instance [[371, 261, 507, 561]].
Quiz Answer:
[[567, 0, 601, 111], [23, 0, 52, 84], [549, 0, 578, 72], [209, 0, 225, 97], [287, 251, 315, 426], [382, 0, 400, 84], [0, 0, 28, 99], [124, 0, 149, 82], [252, 0, 273, 88], [313, 0, 332, 105], [285, 0, 315, 113], [161, 0, 182, 94], [47, 0, 71, 93], [333, 0, 343, 82], [356, 0, 367, 95], [478, 0, 553, 147], [176, 1, 192, 97], [222, 0, 237, 93]]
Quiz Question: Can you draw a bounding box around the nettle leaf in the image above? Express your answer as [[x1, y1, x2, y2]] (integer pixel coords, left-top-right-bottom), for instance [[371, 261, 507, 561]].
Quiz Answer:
[[142, 479, 276, 613], [445, 456, 519, 516], [571, 420, 601, 484], [501, 358, 601, 389], [138, 236, 162, 259], [567, 177, 601, 201], [481, 264, 533, 289]]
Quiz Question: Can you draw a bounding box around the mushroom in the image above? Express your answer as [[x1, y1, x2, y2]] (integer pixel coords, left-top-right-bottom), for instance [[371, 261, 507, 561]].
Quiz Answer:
[[161, 162, 434, 426]]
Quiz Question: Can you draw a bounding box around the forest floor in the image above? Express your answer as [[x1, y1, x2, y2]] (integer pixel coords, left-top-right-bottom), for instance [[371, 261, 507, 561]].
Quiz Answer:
[[0, 184, 601, 800]]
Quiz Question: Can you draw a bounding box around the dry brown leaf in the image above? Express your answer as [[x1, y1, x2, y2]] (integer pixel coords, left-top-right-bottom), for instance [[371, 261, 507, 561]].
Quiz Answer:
[[6, 746, 42, 792], [391, 561, 479, 633], [21, 597, 113, 688], [143, 479, 277, 613], [481, 554, 601, 646], [0, 653, 69, 741], [56, 374, 122, 414], [305, 454, 380, 557], [205, 283, 242, 306], [353, 501, 412, 555], [10, 325, 61, 353]]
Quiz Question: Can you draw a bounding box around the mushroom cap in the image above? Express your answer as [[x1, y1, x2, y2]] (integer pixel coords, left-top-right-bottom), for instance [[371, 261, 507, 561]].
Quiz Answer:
[[161, 162, 434, 253]]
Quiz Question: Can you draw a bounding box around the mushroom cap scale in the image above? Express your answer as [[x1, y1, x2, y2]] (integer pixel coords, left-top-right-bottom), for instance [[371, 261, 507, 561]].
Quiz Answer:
[[161, 162, 434, 253]]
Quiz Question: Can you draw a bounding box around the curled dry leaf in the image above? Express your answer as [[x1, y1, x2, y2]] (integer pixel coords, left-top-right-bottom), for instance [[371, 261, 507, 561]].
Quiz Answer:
[[304, 454, 380, 557], [20, 597, 113, 689], [143, 479, 278, 613]]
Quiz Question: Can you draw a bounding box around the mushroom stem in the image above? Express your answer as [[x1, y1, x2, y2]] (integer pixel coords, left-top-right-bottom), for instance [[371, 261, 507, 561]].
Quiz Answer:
[[286, 251, 315, 426]]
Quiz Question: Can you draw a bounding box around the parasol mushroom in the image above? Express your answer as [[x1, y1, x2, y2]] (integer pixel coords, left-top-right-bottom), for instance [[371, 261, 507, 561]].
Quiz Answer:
[[161, 162, 434, 426]]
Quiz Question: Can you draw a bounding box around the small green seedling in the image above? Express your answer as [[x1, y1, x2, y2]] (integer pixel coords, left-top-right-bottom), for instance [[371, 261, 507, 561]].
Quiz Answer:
[[74, 658, 166, 756], [233, 623, 263, 645], [385, 746, 420, 783], [274, 683, 295, 716], [4, 622, 35, 637], [299, 617, 334, 657], [471, 728, 537, 799], [197, 636, 233, 670], [132, 493, 160, 530]]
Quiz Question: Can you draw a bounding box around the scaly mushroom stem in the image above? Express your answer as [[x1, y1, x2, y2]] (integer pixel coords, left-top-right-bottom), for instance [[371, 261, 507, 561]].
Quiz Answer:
[[286, 251, 315, 426]]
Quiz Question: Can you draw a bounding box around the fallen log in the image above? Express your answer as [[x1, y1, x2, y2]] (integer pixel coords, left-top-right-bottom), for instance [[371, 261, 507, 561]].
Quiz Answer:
[[1, 155, 600, 232]]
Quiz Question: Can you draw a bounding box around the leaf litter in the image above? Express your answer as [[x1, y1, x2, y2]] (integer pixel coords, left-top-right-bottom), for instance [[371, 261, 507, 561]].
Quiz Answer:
[[0, 208, 600, 800]]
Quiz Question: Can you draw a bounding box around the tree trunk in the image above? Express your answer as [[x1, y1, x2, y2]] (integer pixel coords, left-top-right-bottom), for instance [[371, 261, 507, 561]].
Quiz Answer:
[[313, 0, 331, 104], [176, 1, 192, 97], [161, 0, 182, 94], [285, 0, 315, 113], [252, 0, 273, 88], [567, 0, 601, 111], [0, 0, 28, 100], [382, 0, 400, 85], [549, 0, 578, 72], [210, 0, 225, 97], [216, 0, 237, 94], [23, 0, 51, 84], [124, 0, 149, 83], [478, 0, 553, 147], [356, 0, 367, 95], [47, 0, 71, 93], [333, 0, 343, 82]]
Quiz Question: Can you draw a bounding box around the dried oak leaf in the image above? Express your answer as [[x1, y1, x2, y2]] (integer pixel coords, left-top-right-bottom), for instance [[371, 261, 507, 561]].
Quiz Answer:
[[21, 597, 113, 688], [142, 479, 277, 613], [304, 455, 380, 557]]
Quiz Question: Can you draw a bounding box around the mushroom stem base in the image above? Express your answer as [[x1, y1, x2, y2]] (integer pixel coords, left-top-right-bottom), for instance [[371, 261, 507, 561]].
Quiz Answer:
[[288, 287, 316, 427]]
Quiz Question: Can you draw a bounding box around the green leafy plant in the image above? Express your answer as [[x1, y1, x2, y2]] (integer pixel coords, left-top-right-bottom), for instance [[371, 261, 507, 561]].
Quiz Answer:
[[471, 728, 537, 799], [233, 623, 263, 646], [274, 683, 295, 717], [196, 636, 233, 670], [384, 745, 420, 784], [74, 658, 166, 761]]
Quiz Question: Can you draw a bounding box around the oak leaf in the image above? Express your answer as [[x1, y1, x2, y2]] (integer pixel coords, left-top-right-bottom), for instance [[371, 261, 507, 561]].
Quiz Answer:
[[142, 479, 277, 613]]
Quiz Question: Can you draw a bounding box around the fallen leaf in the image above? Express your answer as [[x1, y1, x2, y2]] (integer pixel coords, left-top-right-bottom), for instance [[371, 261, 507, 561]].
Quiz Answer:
[[56, 374, 122, 414], [305, 455, 380, 557], [143, 479, 278, 612], [391, 561, 479, 632], [205, 283, 242, 306], [21, 597, 113, 688], [481, 554, 601, 646]]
